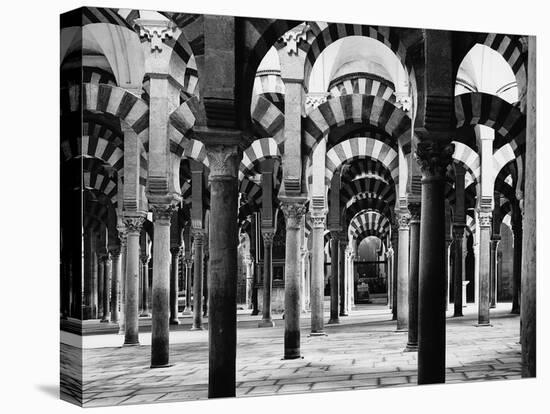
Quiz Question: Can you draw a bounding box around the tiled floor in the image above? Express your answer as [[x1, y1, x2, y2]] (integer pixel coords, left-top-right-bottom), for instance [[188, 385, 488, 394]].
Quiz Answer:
[[60, 303, 522, 407]]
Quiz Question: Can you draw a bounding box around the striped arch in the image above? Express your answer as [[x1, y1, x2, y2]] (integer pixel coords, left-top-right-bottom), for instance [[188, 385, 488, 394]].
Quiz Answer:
[[253, 69, 285, 109], [348, 211, 391, 241], [81, 83, 149, 148], [251, 94, 285, 140], [345, 197, 394, 227], [466, 213, 476, 235], [451, 141, 480, 188], [239, 177, 263, 210], [303, 23, 410, 92], [340, 176, 396, 209], [480, 33, 527, 104], [239, 138, 281, 180], [61, 7, 135, 31], [303, 94, 413, 158], [169, 95, 199, 156], [493, 145, 517, 186], [328, 73, 396, 104], [180, 138, 209, 169], [325, 137, 399, 185], [83, 172, 117, 206], [455, 92, 526, 154]]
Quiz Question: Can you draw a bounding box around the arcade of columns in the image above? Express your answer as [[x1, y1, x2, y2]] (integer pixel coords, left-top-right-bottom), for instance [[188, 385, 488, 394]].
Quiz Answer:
[[60, 8, 536, 398]]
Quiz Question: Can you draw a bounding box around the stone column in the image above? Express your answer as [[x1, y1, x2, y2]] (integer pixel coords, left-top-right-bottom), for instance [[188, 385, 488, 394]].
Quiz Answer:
[[489, 237, 500, 308], [396, 212, 410, 331], [98, 254, 105, 319], [416, 140, 454, 384], [83, 229, 93, 319], [100, 254, 112, 323], [452, 225, 465, 317], [118, 229, 127, 334], [328, 231, 340, 324], [339, 235, 348, 317], [192, 229, 204, 330], [251, 261, 260, 316], [244, 256, 253, 310], [477, 211, 492, 326], [150, 205, 175, 368], [521, 35, 536, 378], [123, 216, 145, 346], [280, 199, 307, 359], [406, 203, 421, 351], [309, 211, 326, 335], [140, 254, 151, 317], [511, 218, 522, 314], [206, 144, 240, 398], [110, 249, 121, 323], [184, 258, 193, 314], [259, 231, 275, 327], [391, 224, 398, 321], [445, 237, 452, 311], [170, 246, 181, 325]]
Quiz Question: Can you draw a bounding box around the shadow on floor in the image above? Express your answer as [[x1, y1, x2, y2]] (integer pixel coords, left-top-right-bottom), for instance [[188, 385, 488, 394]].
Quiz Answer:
[[35, 384, 59, 399]]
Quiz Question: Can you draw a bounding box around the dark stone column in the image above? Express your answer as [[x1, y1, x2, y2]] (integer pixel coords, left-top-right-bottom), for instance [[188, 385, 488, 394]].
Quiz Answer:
[[118, 229, 127, 334], [100, 254, 112, 323], [110, 249, 121, 324], [191, 229, 204, 330], [452, 226, 465, 317], [170, 247, 181, 325], [98, 254, 105, 319], [150, 205, 175, 368], [140, 254, 151, 317], [309, 211, 326, 335], [83, 229, 93, 319], [416, 140, 454, 384], [328, 231, 339, 324], [205, 144, 240, 398], [280, 198, 307, 359], [489, 237, 500, 308], [259, 231, 275, 327], [391, 223, 398, 321], [477, 212, 492, 326], [406, 203, 421, 351], [521, 35, 536, 378], [123, 216, 145, 346], [339, 235, 348, 317], [183, 258, 193, 314], [251, 262, 260, 315], [511, 218, 522, 314]]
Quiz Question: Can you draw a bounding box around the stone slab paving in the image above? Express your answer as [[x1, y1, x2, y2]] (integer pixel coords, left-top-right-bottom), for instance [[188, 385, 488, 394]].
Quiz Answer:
[[61, 304, 523, 407]]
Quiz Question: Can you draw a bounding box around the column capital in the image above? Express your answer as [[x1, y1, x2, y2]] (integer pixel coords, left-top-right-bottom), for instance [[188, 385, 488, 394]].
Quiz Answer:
[[398, 213, 411, 230], [478, 211, 492, 228], [109, 247, 121, 259], [192, 228, 205, 245], [170, 246, 182, 256], [151, 204, 177, 224], [308, 209, 327, 229], [122, 215, 145, 235], [414, 139, 454, 178], [135, 18, 176, 52], [280, 198, 307, 230], [408, 202, 421, 223], [205, 144, 241, 179], [279, 23, 310, 56], [140, 253, 150, 264], [261, 230, 275, 246]]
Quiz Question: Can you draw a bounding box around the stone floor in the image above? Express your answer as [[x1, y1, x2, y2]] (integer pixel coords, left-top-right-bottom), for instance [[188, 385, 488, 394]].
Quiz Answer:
[[60, 303, 522, 407]]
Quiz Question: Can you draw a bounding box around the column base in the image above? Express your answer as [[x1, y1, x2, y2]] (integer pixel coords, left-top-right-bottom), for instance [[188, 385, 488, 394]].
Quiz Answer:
[[251, 310, 260, 316], [308, 332, 327, 337], [258, 319, 275, 328], [140, 312, 151, 317], [182, 308, 192, 315], [169, 319, 180, 325], [475, 322, 493, 327], [404, 343, 418, 352], [339, 312, 349, 317], [191, 326, 204, 331], [283, 353, 302, 360], [395, 328, 408, 333], [327, 318, 340, 325], [100, 318, 110, 323], [123, 341, 140, 347], [453, 313, 464, 318], [510, 309, 520, 315], [150, 363, 173, 369]]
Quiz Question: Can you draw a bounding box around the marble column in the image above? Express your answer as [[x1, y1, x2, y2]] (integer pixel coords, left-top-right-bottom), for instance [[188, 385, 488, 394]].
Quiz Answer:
[[521, 35, 536, 378], [183, 258, 193, 314], [328, 231, 340, 324], [511, 219, 522, 314], [110, 249, 121, 324], [244, 256, 254, 310], [251, 262, 260, 316], [170, 246, 181, 325], [140, 254, 151, 317], [118, 229, 127, 334], [416, 140, 454, 385], [101, 254, 112, 323], [339, 235, 348, 317], [396, 213, 410, 331], [192, 229, 204, 330], [452, 225, 465, 317], [478, 212, 492, 326], [150, 205, 175, 368], [406, 203, 421, 351], [310, 212, 326, 335], [391, 224, 398, 321], [123, 216, 144, 346], [280, 199, 307, 359], [259, 231, 275, 327], [98, 254, 105, 319], [489, 237, 500, 308], [83, 230, 93, 319], [206, 144, 240, 398]]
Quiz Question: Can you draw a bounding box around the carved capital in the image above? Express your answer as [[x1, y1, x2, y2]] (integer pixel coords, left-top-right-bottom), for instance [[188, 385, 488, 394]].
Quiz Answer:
[[280, 23, 309, 55], [109, 248, 121, 259], [452, 224, 465, 240], [192, 228, 204, 246], [408, 202, 421, 223], [280, 201, 307, 230], [151, 204, 176, 224], [135, 19, 176, 52], [309, 211, 326, 229], [478, 212, 492, 228], [261, 231, 275, 246], [205, 144, 241, 179], [122, 216, 145, 235], [170, 246, 182, 257], [415, 140, 455, 178], [398, 213, 411, 230], [140, 254, 150, 264]]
